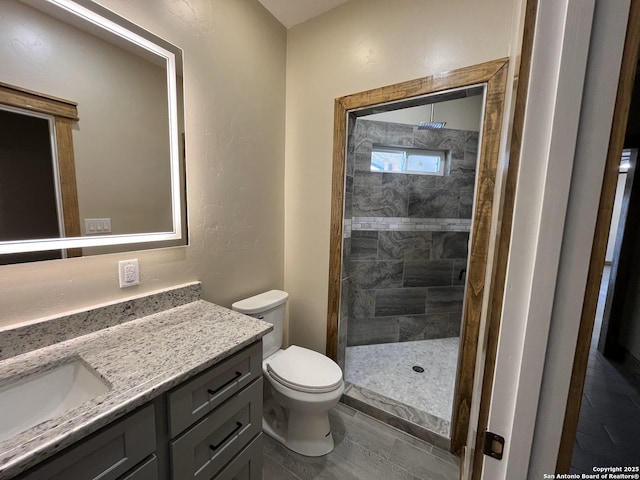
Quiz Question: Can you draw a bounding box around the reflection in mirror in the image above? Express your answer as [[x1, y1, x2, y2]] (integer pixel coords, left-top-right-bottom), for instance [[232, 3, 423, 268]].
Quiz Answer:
[[340, 87, 484, 442], [0, 0, 186, 263]]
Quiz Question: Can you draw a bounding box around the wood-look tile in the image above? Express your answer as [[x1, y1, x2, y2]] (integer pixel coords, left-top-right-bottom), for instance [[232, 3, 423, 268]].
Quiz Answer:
[[571, 446, 613, 474], [329, 437, 424, 480], [576, 431, 639, 466], [263, 403, 458, 480], [264, 433, 360, 480], [571, 283, 640, 474], [329, 408, 400, 462], [574, 416, 608, 439], [389, 439, 460, 480], [603, 418, 640, 446], [263, 456, 301, 480]]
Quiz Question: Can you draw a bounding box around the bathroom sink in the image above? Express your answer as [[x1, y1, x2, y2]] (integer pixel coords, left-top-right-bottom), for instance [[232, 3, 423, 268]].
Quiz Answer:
[[0, 358, 110, 443]]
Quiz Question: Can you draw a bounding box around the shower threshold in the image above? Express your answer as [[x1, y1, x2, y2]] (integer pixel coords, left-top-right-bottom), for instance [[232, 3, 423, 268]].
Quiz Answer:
[[343, 338, 459, 450]]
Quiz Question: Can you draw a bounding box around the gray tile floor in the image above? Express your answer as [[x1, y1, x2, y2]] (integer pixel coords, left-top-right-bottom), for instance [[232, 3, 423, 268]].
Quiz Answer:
[[345, 339, 459, 424], [571, 267, 640, 473], [263, 402, 460, 480]]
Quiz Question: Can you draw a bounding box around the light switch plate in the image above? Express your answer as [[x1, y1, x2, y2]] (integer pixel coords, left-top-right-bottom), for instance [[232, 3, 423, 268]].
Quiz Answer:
[[84, 218, 111, 234], [118, 259, 140, 288]]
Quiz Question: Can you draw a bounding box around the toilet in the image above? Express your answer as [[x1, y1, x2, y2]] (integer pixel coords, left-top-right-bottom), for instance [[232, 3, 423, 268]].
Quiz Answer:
[[232, 290, 344, 457]]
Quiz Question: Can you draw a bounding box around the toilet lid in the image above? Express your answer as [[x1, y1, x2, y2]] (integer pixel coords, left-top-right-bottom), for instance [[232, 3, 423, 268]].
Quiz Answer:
[[266, 345, 343, 393]]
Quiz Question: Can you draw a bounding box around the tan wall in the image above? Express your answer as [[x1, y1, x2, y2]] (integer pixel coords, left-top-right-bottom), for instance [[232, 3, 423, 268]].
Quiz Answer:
[[0, 1, 172, 235], [0, 0, 286, 329], [284, 0, 517, 352], [365, 95, 484, 132]]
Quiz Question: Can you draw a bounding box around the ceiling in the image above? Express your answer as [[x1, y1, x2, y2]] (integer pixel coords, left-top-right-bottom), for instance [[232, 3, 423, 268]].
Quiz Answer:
[[256, 0, 349, 28]]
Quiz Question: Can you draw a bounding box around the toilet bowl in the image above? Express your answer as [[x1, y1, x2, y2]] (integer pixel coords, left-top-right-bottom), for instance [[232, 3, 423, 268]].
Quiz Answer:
[[232, 290, 344, 457]]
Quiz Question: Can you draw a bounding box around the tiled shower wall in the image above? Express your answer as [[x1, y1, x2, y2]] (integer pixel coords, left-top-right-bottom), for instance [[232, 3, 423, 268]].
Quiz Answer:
[[339, 119, 479, 351]]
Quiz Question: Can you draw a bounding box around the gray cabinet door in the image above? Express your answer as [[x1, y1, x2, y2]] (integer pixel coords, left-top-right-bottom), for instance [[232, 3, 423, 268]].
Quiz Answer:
[[213, 434, 263, 480], [170, 379, 262, 480], [118, 455, 158, 480], [168, 342, 261, 436], [19, 405, 156, 480]]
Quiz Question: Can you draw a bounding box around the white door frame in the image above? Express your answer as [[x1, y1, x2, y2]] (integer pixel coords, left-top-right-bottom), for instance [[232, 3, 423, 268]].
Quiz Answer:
[[479, 0, 630, 478]]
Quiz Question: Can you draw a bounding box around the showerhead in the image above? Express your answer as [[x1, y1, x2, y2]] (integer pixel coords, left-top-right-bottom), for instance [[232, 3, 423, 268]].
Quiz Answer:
[[417, 121, 447, 130], [417, 104, 446, 130]]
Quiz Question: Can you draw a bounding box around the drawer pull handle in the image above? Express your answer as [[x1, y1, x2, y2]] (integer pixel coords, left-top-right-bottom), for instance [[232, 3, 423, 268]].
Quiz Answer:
[[209, 422, 243, 451], [207, 371, 242, 397]]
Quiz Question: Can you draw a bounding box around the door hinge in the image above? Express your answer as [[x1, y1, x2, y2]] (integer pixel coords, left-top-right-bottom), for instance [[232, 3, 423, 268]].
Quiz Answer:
[[483, 430, 505, 460]]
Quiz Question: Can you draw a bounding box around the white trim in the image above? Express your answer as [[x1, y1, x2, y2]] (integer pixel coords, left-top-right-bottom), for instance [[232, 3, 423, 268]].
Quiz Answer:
[[527, 0, 630, 475], [482, 0, 596, 477]]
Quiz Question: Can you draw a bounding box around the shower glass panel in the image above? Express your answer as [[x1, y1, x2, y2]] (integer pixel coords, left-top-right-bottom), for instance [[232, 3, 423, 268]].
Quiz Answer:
[[340, 91, 484, 444]]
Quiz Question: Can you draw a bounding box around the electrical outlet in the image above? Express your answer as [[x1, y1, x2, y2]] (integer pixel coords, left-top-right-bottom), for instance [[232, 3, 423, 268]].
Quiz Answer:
[[118, 259, 140, 288]]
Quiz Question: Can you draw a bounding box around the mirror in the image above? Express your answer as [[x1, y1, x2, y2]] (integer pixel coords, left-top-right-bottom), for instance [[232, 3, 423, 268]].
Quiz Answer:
[[0, 0, 186, 263]]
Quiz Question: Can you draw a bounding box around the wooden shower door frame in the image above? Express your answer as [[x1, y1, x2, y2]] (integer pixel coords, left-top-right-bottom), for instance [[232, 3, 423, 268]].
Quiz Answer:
[[325, 58, 509, 454]]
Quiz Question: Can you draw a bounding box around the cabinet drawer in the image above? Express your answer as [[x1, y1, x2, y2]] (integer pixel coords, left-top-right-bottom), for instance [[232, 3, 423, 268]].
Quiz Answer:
[[119, 455, 158, 480], [168, 342, 261, 436], [20, 405, 156, 480], [213, 434, 263, 480], [170, 378, 262, 480]]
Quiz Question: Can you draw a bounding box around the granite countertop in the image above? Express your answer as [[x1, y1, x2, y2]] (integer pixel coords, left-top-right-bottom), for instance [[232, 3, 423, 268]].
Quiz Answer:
[[0, 299, 271, 479]]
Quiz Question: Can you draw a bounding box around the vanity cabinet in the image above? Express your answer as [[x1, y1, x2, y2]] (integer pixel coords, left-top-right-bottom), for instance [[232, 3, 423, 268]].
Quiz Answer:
[[18, 405, 157, 480], [16, 341, 263, 480], [168, 341, 263, 479]]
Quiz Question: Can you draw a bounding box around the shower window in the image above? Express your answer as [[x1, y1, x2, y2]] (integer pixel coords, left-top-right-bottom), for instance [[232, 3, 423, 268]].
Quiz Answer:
[[370, 145, 447, 175]]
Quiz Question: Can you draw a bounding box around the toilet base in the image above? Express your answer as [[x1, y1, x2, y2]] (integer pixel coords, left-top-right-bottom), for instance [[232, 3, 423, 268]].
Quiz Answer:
[[262, 409, 335, 457]]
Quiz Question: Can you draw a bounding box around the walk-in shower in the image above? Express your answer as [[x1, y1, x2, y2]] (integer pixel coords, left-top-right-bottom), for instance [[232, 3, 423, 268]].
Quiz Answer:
[[326, 60, 509, 455], [338, 91, 483, 447]]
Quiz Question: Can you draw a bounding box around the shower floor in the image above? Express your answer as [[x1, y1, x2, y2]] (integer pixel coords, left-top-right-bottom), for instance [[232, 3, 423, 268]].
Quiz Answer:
[[344, 338, 459, 441]]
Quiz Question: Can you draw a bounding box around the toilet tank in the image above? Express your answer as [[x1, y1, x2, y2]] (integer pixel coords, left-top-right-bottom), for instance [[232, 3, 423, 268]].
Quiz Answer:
[[231, 290, 289, 359]]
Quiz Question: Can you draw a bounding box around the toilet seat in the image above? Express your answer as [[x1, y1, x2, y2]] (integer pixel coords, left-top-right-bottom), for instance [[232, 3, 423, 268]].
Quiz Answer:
[[266, 345, 343, 394]]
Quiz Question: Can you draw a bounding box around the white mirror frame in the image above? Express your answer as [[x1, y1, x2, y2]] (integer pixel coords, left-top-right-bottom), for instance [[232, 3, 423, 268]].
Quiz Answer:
[[0, 0, 184, 255]]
